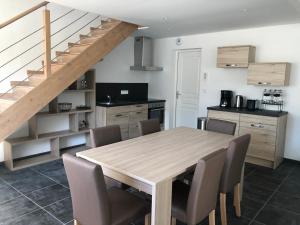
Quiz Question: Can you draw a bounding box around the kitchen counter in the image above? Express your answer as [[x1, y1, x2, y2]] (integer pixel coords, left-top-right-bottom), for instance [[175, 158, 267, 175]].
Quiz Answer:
[[207, 106, 288, 117], [97, 98, 166, 107]]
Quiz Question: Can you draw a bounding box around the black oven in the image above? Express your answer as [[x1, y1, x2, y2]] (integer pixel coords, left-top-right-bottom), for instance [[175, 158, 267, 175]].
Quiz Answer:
[[148, 102, 165, 126]]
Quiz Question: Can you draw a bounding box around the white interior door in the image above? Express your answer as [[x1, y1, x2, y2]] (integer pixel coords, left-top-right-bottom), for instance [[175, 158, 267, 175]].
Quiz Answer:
[[175, 49, 201, 128]]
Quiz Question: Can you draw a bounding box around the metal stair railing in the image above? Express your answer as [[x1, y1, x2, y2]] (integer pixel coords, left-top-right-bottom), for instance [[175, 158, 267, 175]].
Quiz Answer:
[[0, 1, 103, 98]]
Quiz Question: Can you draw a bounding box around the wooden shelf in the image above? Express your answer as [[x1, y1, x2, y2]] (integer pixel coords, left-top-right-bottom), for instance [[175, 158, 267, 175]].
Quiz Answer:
[[60, 145, 90, 156], [13, 153, 59, 171], [4, 70, 96, 171], [38, 128, 90, 140], [6, 136, 36, 145], [7, 128, 91, 146], [37, 109, 93, 117]]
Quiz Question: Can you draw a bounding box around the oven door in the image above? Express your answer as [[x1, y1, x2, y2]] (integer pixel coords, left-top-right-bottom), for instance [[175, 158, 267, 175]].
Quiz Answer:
[[148, 107, 164, 125]]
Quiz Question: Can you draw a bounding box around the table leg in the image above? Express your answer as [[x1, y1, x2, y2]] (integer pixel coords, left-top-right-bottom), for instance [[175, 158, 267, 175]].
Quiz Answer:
[[151, 179, 172, 225]]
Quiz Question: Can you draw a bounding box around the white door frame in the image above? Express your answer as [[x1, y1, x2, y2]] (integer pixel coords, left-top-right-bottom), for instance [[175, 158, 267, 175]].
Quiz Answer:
[[173, 48, 202, 128]]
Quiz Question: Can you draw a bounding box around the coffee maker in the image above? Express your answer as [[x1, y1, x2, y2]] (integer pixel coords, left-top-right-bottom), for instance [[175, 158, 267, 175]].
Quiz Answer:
[[220, 90, 233, 108]]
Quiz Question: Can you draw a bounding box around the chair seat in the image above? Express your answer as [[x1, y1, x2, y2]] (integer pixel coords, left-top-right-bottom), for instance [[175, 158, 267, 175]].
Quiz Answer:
[[109, 188, 150, 225], [172, 180, 190, 223]]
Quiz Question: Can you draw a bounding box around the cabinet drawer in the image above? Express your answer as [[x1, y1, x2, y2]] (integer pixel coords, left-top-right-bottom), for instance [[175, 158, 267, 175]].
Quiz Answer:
[[130, 104, 148, 112], [106, 105, 131, 114], [239, 127, 276, 145], [129, 110, 147, 124], [240, 114, 278, 126], [121, 129, 129, 140], [208, 110, 239, 122], [106, 113, 129, 125], [247, 143, 275, 161], [129, 123, 140, 138]]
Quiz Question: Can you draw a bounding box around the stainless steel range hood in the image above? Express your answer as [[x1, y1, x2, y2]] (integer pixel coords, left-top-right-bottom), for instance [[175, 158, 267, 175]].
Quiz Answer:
[[130, 36, 163, 71]]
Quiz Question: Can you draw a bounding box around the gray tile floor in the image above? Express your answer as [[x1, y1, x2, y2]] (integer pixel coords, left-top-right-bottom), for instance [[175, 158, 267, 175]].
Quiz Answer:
[[0, 158, 299, 225]]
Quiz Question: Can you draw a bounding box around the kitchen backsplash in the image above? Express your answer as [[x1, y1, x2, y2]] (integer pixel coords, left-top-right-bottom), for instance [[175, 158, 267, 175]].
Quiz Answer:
[[96, 83, 148, 102]]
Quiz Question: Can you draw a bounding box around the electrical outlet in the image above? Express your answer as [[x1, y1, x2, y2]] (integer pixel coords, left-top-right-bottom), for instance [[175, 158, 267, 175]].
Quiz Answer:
[[121, 90, 129, 95]]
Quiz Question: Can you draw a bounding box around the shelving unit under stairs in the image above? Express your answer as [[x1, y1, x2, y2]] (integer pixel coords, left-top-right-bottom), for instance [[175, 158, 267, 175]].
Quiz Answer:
[[2, 70, 95, 171]]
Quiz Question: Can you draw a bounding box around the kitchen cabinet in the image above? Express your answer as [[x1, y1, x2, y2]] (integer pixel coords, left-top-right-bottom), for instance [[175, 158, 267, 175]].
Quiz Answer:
[[208, 109, 287, 169], [247, 62, 291, 86], [207, 110, 240, 136], [96, 104, 148, 140], [217, 45, 256, 68]]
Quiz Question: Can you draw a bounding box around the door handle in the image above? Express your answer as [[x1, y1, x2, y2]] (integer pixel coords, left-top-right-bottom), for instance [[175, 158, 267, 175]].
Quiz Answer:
[[176, 91, 181, 99]]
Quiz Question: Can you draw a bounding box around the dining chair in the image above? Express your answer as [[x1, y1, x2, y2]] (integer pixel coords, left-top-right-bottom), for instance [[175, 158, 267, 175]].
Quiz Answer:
[[206, 118, 237, 135], [138, 118, 161, 135], [90, 125, 126, 189], [63, 154, 151, 225], [90, 125, 122, 148], [171, 148, 227, 225], [219, 134, 251, 225]]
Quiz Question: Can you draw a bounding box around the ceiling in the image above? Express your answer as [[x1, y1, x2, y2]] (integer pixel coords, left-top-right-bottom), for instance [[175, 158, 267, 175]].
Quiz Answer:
[[49, 0, 300, 38]]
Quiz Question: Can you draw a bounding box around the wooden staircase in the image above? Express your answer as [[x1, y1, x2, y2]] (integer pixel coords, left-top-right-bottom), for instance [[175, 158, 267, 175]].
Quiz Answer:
[[0, 8, 138, 141]]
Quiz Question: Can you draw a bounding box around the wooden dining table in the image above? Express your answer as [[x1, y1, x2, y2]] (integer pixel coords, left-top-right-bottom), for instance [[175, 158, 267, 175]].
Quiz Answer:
[[77, 127, 236, 225]]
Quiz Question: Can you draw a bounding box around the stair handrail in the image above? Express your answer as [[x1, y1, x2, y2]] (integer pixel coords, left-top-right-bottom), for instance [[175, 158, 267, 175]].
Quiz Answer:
[[0, 1, 49, 29], [0, 15, 101, 98]]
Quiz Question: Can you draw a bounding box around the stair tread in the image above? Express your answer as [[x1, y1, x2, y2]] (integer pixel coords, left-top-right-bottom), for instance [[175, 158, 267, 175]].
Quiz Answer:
[[27, 70, 44, 75], [56, 51, 80, 56], [68, 42, 91, 47], [80, 34, 102, 39], [0, 92, 20, 100]]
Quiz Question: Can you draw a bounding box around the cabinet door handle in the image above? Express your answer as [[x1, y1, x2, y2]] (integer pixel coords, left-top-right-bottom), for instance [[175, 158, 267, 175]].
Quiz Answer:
[[257, 82, 271, 85], [136, 112, 143, 114], [226, 64, 238, 67], [115, 114, 123, 117], [135, 105, 143, 107], [251, 123, 264, 128]]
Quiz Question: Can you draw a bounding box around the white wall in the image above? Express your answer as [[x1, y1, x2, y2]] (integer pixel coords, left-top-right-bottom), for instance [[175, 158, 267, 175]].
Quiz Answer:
[[148, 23, 300, 160], [94, 37, 150, 83]]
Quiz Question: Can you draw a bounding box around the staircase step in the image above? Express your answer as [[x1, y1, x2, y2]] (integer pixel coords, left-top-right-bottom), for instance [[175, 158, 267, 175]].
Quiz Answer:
[[56, 51, 79, 64], [0, 99, 15, 112], [51, 62, 65, 73], [79, 35, 102, 44], [0, 93, 19, 101], [28, 74, 46, 85], [90, 27, 107, 36], [12, 86, 34, 98], [98, 20, 119, 30], [68, 43, 91, 54], [10, 81, 32, 87], [27, 70, 44, 76]]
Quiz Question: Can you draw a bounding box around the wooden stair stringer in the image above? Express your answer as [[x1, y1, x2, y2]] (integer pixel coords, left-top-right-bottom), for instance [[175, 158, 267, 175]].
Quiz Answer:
[[0, 21, 138, 142]]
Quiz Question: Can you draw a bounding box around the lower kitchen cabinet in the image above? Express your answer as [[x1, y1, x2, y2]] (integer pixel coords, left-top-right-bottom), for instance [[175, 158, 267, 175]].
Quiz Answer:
[[96, 104, 148, 140], [208, 109, 288, 169]]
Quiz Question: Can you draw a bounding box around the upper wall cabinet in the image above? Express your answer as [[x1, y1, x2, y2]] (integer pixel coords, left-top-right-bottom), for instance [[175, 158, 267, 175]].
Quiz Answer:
[[217, 45, 256, 68], [247, 63, 291, 86]]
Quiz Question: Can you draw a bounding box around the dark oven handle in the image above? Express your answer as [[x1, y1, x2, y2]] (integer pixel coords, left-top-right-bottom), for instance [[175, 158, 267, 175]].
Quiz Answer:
[[149, 107, 165, 111]]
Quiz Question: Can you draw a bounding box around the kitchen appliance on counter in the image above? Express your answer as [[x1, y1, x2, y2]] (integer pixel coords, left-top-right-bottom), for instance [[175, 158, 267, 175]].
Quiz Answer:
[[235, 95, 244, 108], [148, 101, 165, 129], [220, 90, 233, 108], [247, 99, 258, 111]]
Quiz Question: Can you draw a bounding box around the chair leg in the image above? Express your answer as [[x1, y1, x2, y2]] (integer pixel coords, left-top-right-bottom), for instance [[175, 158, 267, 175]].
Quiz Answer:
[[145, 213, 151, 225], [74, 220, 80, 225], [220, 193, 227, 225], [234, 183, 241, 217], [209, 210, 216, 225], [171, 217, 176, 225]]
